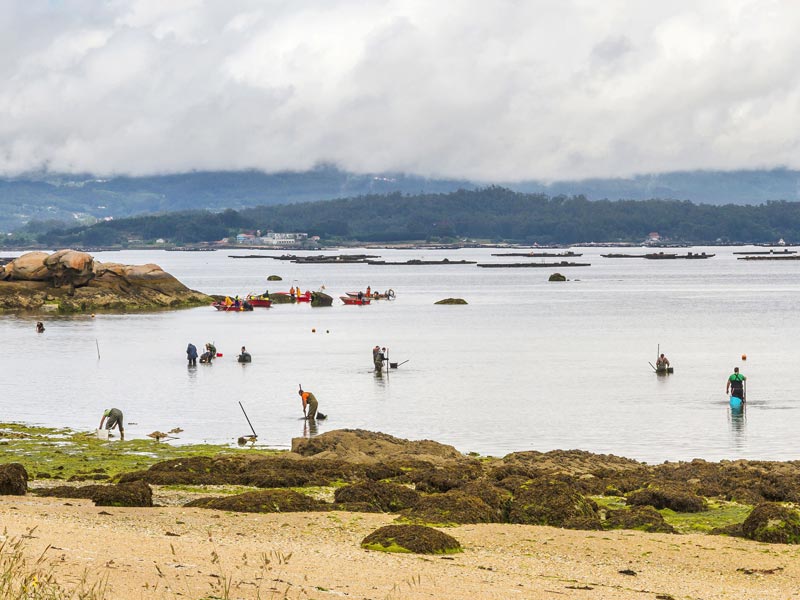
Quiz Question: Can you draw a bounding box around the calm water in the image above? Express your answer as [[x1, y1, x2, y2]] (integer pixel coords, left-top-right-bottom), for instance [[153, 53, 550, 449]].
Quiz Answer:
[[2, 246, 799, 463]]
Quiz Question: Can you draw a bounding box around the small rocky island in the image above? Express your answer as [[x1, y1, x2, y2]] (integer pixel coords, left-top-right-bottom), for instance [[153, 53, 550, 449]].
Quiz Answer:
[[0, 250, 212, 312]]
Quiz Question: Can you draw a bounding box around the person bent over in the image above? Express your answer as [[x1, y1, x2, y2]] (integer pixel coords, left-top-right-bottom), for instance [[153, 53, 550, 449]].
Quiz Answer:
[[99, 408, 125, 440], [299, 389, 318, 420]]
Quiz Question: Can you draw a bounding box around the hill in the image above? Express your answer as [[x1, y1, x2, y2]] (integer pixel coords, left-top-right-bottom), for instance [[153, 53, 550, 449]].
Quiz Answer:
[[24, 188, 800, 247], [2, 167, 799, 233]]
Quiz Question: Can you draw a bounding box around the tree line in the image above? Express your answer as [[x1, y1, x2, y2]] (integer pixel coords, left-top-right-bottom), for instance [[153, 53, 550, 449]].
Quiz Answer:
[[18, 187, 800, 246]]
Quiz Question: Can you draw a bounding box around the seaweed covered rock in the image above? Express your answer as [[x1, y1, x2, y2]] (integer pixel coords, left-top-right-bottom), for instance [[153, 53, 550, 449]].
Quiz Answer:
[[507, 478, 600, 528], [185, 489, 325, 513], [409, 461, 485, 493], [267, 275, 282, 281], [741, 502, 800, 544], [548, 272, 567, 282], [269, 293, 295, 304], [334, 481, 420, 512], [291, 429, 465, 465], [119, 454, 364, 488], [361, 524, 461, 555], [0, 463, 28, 495], [404, 490, 496, 524], [626, 485, 706, 513], [459, 480, 513, 513], [605, 506, 676, 533], [434, 298, 467, 305], [92, 481, 153, 507]]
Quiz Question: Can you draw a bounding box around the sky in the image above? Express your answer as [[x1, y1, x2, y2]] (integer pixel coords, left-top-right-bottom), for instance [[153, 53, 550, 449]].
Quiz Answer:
[[1, 0, 799, 181]]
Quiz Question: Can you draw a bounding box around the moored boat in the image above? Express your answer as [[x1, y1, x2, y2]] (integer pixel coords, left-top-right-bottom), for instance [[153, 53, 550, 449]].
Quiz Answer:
[[340, 295, 371, 305], [212, 301, 254, 311], [245, 294, 272, 308]]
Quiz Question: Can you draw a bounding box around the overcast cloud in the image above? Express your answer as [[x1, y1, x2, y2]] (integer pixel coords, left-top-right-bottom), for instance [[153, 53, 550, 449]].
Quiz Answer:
[[1, 0, 799, 180]]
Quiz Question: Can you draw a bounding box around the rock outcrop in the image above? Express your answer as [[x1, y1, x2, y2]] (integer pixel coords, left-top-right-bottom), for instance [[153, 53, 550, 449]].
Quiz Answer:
[[0, 250, 212, 312]]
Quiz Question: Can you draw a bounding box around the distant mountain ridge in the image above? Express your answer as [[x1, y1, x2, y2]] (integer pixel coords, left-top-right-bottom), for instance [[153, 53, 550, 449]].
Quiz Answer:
[[1, 166, 799, 232]]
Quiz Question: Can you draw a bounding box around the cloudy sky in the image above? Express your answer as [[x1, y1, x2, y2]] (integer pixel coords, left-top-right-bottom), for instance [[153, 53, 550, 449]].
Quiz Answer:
[[1, 0, 798, 181]]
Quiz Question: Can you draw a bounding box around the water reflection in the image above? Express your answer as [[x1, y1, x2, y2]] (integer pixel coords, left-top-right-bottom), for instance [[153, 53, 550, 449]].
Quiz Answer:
[[303, 418, 319, 438], [729, 405, 746, 448]]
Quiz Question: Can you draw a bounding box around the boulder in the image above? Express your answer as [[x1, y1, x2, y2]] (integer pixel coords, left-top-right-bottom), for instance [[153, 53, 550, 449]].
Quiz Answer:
[[92, 481, 153, 507], [0, 250, 213, 312], [43, 249, 95, 287], [435, 298, 467, 304], [0, 463, 28, 495], [507, 478, 601, 528], [267, 275, 282, 281], [185, 489, 325, 513], [741, 502, 800, 544], [626, 485, 706, 513], [404, 490, 497, 524], [548, 272, 567, 282], [605, 506, 676, 533], [334, 480, 420, 512], [291, 429, 466, 465], [361, 524, 461, 554], [2, 252, 51, 281]]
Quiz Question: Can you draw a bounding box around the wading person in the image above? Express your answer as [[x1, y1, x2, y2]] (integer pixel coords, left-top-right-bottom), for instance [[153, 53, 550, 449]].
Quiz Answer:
[[99, 408, 124, 440], [726, 367, 746, 401], [299, 388, 318, 420], [656, 353, 670, 370], [238, 346, 252, 363], [186, 342, 198, 366]]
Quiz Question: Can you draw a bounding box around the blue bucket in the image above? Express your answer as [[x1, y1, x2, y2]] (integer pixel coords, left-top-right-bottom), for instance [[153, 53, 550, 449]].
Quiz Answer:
[[729, 396, 743, 409]]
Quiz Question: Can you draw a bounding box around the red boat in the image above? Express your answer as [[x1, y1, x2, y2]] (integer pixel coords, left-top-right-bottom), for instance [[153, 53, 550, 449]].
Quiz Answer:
[[340, 295, 371, 305], [346, 289, 395, 300], [272, 291, 312, 302], [212, 301, 254, 311], [245, 294, 272, 308]]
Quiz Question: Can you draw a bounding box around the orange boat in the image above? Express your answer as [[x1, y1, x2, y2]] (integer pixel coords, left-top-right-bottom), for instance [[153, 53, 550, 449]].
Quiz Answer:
[[340, 295, 371, 305]]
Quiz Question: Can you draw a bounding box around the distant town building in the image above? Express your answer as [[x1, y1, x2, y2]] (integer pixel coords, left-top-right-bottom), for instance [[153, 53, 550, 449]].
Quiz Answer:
[[234, 231, 310, 246]]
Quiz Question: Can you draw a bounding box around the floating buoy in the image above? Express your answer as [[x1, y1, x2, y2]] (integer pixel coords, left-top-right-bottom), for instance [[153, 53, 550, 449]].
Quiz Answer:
[[326, 330, 330, 334], [91, 313, 96, 318], [312, 328, 316, 333], [741, 354, 747, 361]]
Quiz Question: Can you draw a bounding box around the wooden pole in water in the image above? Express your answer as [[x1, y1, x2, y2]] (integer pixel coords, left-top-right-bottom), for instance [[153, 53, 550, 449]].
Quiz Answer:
[[96, 339, 100, 360], [238, 401, 257, 438]]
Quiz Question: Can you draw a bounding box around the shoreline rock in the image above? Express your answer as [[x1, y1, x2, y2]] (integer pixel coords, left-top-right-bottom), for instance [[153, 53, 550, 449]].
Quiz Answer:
[[0, 250, 212, 312]]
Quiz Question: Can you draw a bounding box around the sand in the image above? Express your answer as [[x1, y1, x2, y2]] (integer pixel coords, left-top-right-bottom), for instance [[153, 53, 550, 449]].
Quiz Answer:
[[2, 494, 798, 600]]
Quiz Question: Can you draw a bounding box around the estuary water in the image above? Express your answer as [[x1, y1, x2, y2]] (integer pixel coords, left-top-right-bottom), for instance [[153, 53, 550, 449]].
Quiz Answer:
[[2, 246, 799, 464]]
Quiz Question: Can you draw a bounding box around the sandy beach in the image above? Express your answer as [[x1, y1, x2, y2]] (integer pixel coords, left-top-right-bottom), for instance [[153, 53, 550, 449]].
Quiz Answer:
[[2, 493, 799, 600]]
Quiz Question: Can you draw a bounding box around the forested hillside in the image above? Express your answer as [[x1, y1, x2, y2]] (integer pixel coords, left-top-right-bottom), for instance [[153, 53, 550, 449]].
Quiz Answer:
[[23, 187, 800, 247]]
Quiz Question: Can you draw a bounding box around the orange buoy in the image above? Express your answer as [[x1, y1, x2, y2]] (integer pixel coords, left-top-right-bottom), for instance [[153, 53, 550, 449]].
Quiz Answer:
[[312, 328, 316, 333], [741, 354, 747, 360]]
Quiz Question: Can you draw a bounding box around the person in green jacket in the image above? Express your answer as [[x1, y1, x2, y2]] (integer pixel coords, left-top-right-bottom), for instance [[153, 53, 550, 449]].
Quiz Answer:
[[726, 367, 746, 401]]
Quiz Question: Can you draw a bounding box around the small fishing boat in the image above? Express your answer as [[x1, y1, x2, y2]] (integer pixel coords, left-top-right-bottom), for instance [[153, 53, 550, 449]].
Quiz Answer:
[[212, 302, 254, 311], [346, 289, 396, 300], [340, 295, 371, 305], [245, 294, 272, 308]]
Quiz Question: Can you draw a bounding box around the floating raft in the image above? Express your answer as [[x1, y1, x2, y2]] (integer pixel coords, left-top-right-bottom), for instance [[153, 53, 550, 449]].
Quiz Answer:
[[477, 261, 591, 268], [737, 255, 800, 261], [733, 249, 796, 255], [367, 259, 477, 265], [491, 251, 583, 257]]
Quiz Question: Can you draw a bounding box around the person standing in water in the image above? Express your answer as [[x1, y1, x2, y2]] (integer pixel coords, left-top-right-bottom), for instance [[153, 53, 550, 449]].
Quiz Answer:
[[298, 388, 318, 420], [186, 343, 198, 366], [726, 367, 746, 401]]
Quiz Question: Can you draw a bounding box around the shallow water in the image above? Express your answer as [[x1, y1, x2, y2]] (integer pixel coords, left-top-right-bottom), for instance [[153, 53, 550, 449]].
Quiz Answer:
[[3, 246, 798, 463]]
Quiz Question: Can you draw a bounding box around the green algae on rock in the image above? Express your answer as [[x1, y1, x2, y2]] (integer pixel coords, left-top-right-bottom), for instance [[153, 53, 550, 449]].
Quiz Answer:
[[434, 298, 467, 304], [361, 524, 462, 554], [185, 489, 324, 513], [741, 502, 800, 544]]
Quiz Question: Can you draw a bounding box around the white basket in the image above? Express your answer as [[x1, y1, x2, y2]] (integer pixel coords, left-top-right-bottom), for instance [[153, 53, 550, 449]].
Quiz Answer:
[[96, 428, 109, 440]]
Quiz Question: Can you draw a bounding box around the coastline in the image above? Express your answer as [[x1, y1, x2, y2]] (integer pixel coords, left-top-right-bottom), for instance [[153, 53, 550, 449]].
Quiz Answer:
[[2, 426, 800, 598], [2, 495, 797, 600]]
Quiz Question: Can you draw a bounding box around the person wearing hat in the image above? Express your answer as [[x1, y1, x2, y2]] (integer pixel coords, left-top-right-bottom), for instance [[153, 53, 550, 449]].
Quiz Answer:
[[99, 408, 124, 440]]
